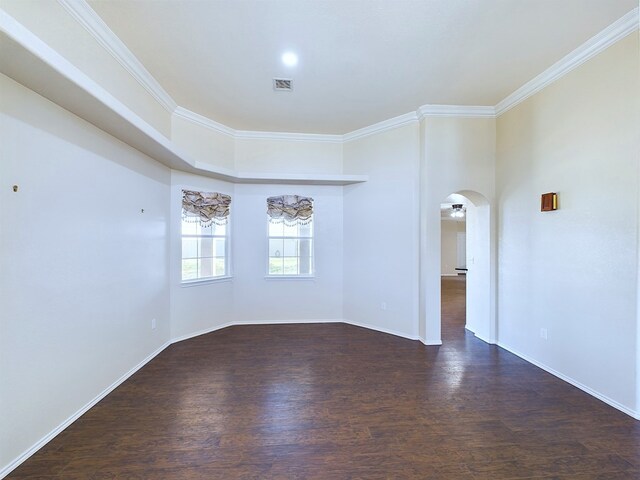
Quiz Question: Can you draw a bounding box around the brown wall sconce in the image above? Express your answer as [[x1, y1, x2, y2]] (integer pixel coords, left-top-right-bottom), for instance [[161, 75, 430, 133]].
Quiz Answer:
[[541, 192, 558, 212]]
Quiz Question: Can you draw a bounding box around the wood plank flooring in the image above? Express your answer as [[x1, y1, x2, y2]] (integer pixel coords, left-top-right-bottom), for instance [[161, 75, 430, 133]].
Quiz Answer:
[[8, 276, 640, 479]]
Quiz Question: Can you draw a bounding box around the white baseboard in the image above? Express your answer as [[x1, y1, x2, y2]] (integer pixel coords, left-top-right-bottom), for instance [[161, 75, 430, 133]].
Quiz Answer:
[[465, 326, 496, 345], [0, 340, 171, 479], [441, 274, 458, 277], [171, 319, 343, 344], [421, 337, 443, 346], [498, 341, 639, 421], [343, 319, 419, 341], [170, 321, 236, 344]]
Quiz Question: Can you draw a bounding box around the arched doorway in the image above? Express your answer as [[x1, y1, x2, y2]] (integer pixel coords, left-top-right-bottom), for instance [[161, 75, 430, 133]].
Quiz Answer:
[[421, 189, 495, 345]]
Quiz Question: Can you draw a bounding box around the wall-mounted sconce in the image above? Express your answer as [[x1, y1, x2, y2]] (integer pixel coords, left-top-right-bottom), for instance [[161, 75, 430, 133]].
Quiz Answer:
[[450, 204, 465, 218], [541, 192, 558, 212]]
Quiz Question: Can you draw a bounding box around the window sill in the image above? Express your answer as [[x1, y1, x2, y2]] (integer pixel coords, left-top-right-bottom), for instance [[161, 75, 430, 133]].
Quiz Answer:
[[181, 276, 233, 287], [264, 275, 316, 281]]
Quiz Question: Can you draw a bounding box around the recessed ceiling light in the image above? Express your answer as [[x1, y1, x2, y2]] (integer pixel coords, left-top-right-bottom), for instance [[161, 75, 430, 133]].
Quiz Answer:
[[281, 52, 298, 67]]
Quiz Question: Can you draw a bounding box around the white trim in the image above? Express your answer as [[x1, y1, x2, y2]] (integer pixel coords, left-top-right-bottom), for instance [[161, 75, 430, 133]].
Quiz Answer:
[[173, 106, 236, 137], [170, 321, 237, 344], [496, 7, 639, 116], [57, 0, 177, 114], [264, 275, 316, 280], [180, 276, 233, 287], [473, 331, 497, 345], [0, 340, 171, 479], [418, 104, 496, 119], [498, 341, 639, 421], [342, 112, 419, 142], [421, 337, 443, 346], [441, 273, 458, 277], [342, 319, 420, 341], [235, 130, 343, 144]]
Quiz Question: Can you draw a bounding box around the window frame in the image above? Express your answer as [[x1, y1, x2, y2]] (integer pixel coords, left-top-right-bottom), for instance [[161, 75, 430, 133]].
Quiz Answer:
[[265, 215, 315, 278], [180, 212, 232, 285]]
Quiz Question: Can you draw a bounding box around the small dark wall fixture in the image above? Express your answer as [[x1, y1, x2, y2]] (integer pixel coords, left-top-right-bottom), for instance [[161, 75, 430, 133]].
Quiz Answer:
[[541, 192, 558, 212]]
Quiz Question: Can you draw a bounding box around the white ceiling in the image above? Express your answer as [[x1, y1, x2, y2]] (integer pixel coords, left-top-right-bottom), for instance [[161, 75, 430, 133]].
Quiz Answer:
[[87, 0, 636, 134]]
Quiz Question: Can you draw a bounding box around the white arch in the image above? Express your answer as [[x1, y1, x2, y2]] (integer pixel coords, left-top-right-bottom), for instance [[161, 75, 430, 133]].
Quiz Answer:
[[421, 189, 496, 345]]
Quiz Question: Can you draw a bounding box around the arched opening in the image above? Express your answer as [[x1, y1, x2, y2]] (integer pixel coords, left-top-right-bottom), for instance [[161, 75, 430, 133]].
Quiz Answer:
[[438, 190, 494, 344], [440, 194, 468, 340]]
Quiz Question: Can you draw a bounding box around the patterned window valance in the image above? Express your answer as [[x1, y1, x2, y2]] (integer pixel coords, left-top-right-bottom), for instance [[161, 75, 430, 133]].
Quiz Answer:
[[182, 190, 231, 226], [267, 195, 314, 225]]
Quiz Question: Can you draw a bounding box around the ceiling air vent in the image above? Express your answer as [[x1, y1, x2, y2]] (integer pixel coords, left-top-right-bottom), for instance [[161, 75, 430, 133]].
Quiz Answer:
[[273, 78, 293, 91]]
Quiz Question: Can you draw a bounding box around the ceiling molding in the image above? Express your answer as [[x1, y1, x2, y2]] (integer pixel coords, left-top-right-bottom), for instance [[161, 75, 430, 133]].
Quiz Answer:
[[418, 105, 496, 119], [235, 130, 343, 144], [342, 112, 419, 142], [173, 106, 236, 138], [57, 0, 177, 114], [174, 107, 342, 143], [496, 7, 639, 116]]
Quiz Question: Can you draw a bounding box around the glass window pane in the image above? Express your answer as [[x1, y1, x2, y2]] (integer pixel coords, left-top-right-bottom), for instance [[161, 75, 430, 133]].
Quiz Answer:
[[199, 258, 214, 278], [283, 257, 298, 275], [299, 254, 313, 275], [214, 238, 226, 257], [182, 238, 198, 259], [299, 221, 313, 237], [283, 223, 299, 237], [299, 239, 312, 258], [181, 219, 198, 235], [283, 238, 298, 256], [200, 237, 214, 258], [200, 223, 213, 236], [182, 259, 198, 280], [269, 257, 284, 275], [212, 223, 227, 236], [214, 257, 226, 276], [268, 220, 283, 237], [269, 239, 284, 257]]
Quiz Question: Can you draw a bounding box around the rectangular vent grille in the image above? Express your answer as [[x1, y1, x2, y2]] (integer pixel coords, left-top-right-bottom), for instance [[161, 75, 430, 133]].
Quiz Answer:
[[273, 78, 293, 91]]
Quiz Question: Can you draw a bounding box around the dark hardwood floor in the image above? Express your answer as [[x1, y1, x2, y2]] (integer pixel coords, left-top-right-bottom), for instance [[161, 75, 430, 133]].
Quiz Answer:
[[8, 276, 640, 479]]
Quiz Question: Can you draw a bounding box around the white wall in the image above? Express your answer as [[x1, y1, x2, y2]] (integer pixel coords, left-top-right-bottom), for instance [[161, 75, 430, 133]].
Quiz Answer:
[[441, 219, 465, 275], [0, 0, 172, 136], [232, 184, 344, 322], [343, 124, 421, 340], [0, 74, 171, 471], [235, 138, 343, 174], [171, 115, 235, 170], [169, 177, 344, 341], [420, 117, 496, 344], [496, 32, 640, 413], [169, 171, 236, 340]]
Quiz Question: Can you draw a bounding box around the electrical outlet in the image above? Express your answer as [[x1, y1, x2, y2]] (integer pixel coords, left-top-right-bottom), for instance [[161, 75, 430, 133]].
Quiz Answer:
[[540, 328, 547, 340], [381, 302, 387, 311], [151, 318, 157, 330]]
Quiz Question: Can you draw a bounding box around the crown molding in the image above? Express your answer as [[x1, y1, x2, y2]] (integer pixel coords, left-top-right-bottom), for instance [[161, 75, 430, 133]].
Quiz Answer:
[[418, 105, 496, 119], [174, 107, 342, 143], [235, 130, 343, 144], [173, 106, 236, 137], [496, 7, 639, 116], [57, 0, 177, 114], [342, 112, 419, 142]]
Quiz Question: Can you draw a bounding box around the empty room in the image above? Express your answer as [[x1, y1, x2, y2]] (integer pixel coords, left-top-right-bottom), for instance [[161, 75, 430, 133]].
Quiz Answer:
[[1, 0, 639, 478]]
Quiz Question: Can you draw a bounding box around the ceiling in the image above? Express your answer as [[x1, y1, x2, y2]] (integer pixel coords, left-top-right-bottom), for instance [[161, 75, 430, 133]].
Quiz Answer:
[[87, 0, 636, 134]]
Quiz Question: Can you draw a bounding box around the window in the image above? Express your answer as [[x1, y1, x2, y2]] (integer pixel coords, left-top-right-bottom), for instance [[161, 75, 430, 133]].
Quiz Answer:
[[267, 195, 314, 276], [181, 190, 231, 282]]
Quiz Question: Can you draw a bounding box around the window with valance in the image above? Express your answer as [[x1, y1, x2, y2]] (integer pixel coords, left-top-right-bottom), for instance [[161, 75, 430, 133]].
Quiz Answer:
[[267, 195, 314, 276], [181, 190, 231, 281]]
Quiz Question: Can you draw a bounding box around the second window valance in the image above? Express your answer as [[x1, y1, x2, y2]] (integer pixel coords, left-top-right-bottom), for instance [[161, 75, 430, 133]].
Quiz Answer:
[[267, 195, 313, 225]]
